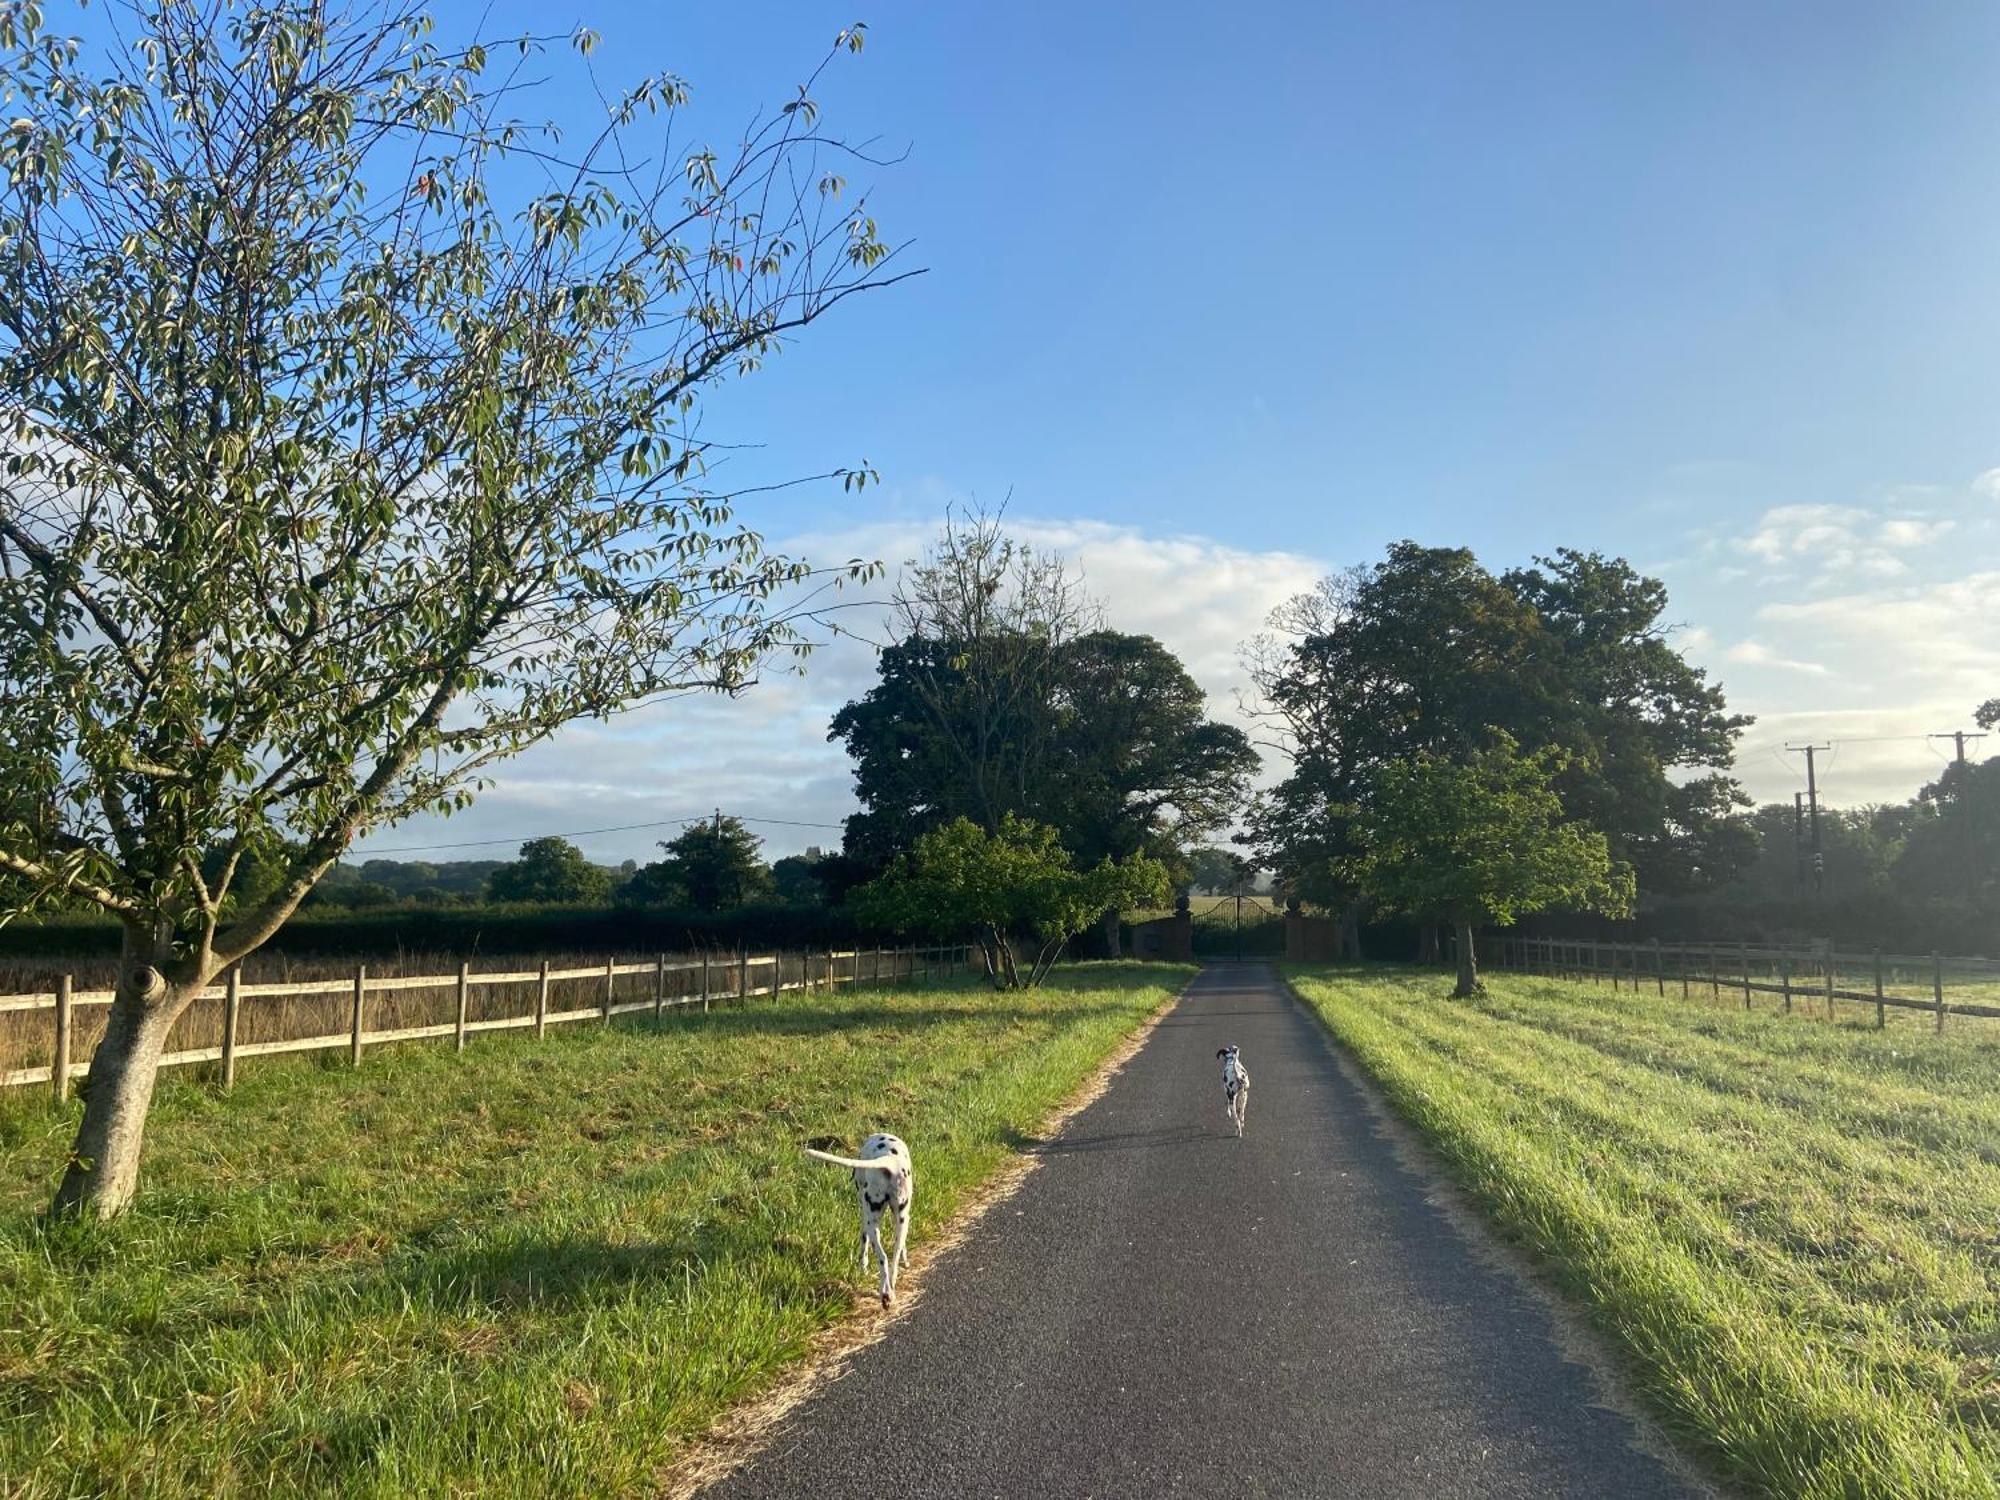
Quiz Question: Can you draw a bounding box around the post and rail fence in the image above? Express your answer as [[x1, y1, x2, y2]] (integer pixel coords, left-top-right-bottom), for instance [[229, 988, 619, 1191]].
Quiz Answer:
[[1495, 935, 2000, 1032], [0, 944, 975, 1100]]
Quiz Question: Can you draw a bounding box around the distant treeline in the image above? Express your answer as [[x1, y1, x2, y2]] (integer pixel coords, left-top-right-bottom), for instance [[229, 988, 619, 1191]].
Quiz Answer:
[[0, 900, 886, 966], [1516, 778, 2000, 957]]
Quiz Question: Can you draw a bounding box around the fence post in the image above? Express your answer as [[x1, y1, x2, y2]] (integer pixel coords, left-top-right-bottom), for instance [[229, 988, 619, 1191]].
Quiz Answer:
[[1934, 951, 1945, 1034], [737, 949, 748, 1006], [602, 957, 615, 1023], [655, 954, 666, 1019], [536, 960, 550, 1039], [219, 968, 238, 1092], [1873, 948, 1885, 1030], [1679, 942, 1690, 1000], [1652, 938, 1665, 997], [769, 952, 780, 999], [455, 961, 471, 1053], [1709, 944, 1719, 1001], [52, 974, 73, 1103], [1741, 942, 1751, 1010], [350, 965, 366, 1066], [701, 952, 711, 1013], [1824, 945, 1835, 1021], [1780, 950, 1793, 1013]]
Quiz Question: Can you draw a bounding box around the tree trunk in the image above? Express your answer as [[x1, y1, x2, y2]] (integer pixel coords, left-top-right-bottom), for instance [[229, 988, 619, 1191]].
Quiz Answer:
[[1453, 919, 1480, 998], [1339, 902, 1363, 961], [1100, 906, 1121, 960], [52, 964, 184, 1218], [1417, 924, 1440, 965]]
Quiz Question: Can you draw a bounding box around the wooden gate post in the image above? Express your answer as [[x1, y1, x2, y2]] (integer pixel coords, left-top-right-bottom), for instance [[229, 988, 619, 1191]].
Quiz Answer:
[[220, 968, 239, 1092], [52, 974, 73, 1103], [350, 965, 366, 1066]]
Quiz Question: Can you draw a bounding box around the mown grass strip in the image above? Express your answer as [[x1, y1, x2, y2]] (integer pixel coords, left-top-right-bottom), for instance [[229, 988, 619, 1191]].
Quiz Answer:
[[0, 962, 1189, 1498], [1287, 964, 2000, 1500]]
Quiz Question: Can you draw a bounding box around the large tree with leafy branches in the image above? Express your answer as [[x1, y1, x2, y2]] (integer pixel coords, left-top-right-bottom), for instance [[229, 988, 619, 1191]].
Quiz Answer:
[[833, 514, 1255, 877], [1348, 736, 1634, 998], [0, 0, 914, 1215], [1245, 543, 1747, 951]]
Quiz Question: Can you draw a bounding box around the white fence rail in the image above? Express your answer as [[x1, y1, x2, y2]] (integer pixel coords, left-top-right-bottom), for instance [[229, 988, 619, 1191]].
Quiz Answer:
[[1, 945, 974, 1098]]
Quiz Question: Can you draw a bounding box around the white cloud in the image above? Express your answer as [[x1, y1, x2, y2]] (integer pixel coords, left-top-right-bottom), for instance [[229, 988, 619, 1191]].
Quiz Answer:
[[356, 517, 1328, 864], [1973, 467, 2000, 501], [1719, 639, 1832, 677]]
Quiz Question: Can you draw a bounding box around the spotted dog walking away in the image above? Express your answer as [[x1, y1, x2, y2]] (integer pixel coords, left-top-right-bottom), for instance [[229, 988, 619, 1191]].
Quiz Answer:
[[1218, 1045, 1250, 1137], [805, 1133, 916, 1306]]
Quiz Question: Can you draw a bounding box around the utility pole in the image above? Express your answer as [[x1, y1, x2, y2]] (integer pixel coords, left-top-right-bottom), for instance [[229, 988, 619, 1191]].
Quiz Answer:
[[1792, 792, 1807, 897], [1786, 743, 1830, 896], [1931, 729, 1989, 766]]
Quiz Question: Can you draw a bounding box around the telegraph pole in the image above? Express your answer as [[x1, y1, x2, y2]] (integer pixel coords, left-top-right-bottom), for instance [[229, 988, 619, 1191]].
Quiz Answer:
[[1930, 729, 1989, 766], [1786, 743, 1830, 895], [1792, 792, 1807, 897]]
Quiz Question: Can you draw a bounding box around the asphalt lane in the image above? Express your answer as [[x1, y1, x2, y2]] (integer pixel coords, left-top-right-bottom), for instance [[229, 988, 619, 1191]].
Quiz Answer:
[[706, 962, 1699, 1499]]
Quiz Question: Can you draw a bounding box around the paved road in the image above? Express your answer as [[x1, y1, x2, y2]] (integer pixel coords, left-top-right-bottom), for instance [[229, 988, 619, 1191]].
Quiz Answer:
[[708, 963, 1700, 1499]]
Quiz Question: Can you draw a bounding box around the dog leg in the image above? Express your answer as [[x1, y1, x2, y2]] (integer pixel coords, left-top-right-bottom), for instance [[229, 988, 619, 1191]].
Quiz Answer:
[[890, 1194, 912, 1279], [862, 1204, 892, 1305]]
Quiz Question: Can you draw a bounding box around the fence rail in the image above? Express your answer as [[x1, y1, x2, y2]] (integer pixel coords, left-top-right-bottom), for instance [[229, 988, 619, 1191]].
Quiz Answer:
[[1499, 935, 2000, 1031], [0, 945, 975, 1098]]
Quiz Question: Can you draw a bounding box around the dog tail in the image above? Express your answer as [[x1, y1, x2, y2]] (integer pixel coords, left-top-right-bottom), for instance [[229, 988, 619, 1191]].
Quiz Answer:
[[804, 1147, 891, 1171]]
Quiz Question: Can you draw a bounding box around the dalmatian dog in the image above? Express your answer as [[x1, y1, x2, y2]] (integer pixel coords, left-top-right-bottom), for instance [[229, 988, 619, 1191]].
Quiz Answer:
[[1217, 1045, 1250, 1137], [805, 1133, 915, 1306]]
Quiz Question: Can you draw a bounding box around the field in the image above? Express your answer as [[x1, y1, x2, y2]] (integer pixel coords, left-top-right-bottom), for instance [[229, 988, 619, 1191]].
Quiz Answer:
[[1287, 964, 2000, 1498], [0, 962, 1190, 1498]]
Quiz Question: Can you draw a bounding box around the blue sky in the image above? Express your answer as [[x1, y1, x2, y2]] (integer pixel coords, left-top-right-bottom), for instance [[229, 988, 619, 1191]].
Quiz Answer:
[[360, 1, 2000, 863]]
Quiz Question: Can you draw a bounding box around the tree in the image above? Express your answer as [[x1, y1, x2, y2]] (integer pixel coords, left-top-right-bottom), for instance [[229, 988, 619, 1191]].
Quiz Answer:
[[1189, 847, 1255, 895], [1245, 544, 1747, 940], [641, 817, 773, 912], [832, 517, 1255, 872], [771, 850, 833, 905], [1348, 737, 1634, 997], [0, 0, 911, 1216], [485, 838, 613, 904], [856, 815, 1167, 988]]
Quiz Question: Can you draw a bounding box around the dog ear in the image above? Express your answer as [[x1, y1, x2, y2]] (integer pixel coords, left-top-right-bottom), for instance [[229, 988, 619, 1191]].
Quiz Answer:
[[1216, 1047, 1228, 1058]]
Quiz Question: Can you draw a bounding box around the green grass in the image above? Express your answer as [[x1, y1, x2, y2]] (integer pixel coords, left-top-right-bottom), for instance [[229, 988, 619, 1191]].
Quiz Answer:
[[0, 962, 1189, 1498], [1286, 963, 2000, 1499]]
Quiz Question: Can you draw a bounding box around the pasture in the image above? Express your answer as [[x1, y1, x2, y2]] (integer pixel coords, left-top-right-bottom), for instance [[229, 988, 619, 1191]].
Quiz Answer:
[[0, 962, 1189, 1498], [1287, 964, 2000, 1498]]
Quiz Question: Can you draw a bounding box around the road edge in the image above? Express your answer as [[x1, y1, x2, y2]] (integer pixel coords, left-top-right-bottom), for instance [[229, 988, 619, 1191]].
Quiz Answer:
[[1272, 963, 1737, 1500], [655, 968, 1195, 1500]]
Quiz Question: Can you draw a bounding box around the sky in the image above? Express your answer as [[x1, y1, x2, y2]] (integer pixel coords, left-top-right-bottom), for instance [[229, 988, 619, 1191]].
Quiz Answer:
[[358, 0, 2000, 866]]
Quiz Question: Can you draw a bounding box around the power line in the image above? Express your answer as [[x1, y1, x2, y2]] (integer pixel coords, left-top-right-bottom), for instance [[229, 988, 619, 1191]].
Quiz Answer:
[[359, 810, 849, 856]]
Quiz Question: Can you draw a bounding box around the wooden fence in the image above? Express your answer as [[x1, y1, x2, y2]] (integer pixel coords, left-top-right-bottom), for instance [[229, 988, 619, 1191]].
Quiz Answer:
[[1, 945, 974, 1100], [1498, 935, 2000, 1031]]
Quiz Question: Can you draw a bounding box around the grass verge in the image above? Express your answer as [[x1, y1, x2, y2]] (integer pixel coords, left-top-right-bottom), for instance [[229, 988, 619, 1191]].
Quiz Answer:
[[0, 961, 1189, 1498], [1286, 963, 2000, 1500]]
